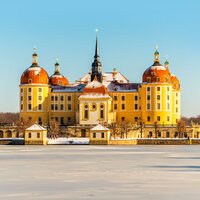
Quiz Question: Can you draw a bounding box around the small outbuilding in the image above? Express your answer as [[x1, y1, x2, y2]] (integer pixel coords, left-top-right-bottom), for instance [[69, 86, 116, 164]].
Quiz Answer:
[[25, 124, 48, 145], [90, 124, 110, 145]]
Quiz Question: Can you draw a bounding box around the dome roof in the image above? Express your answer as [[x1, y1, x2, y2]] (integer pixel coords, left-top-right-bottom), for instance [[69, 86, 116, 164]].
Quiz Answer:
[[20, 52, 49, 85], [171, 74, 180, 90], [49, 62, 69, 86], [142, 50, 171, 83], [82, 76, 108, 95]]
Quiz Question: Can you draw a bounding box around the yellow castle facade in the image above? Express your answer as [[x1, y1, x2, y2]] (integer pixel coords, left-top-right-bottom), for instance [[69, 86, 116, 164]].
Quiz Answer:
[[19, 36, 180, 137]]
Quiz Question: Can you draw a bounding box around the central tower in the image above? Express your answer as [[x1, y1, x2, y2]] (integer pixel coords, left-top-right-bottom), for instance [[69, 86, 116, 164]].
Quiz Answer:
[[91, 30, 102, 83]]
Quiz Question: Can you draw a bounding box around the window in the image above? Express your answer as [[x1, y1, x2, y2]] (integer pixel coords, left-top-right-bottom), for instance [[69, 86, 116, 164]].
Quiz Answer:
[[101, 132, 104, 138], [55, 117, 58, 122], [100, 104, 104, 119], [51, 104, 54, 110], [134, 104, 138, 110], [92, 104, 96, 110], [147, 77, 151, 82], [157, 116, 160, 121], [38, 117, 42, 125], [68, 104, 72, 110], [157, 87, 160, 91], [55, 104, 58, 110], [60, 104, 64, 110], [68, 96, 72, 101], [21, 104, 23, 110], [84, 105, 88, 119], [122, 104, 125, 110], [29, 117, 32, 121], [38, 88, 42, 92], [113, 96, 117, 100], [55, 96, 58, 101], [28, 88, 32, 93], [38, 96, 42, 101], [176, 93, 178, 97], [38, 104, 42, 110], [167, 87, 170, 92], [147, 95, 150, 100], [114, 104, 117, 110], [28, 96, 32, 101], [93, 133, 96, 138], [134, 117, 138, 122], [21, 88, 23, 93], [147, 103, 150, 110], [134, 96, 138, 101], [157, 103, 160, 110], [156, 77, 160, 82], [176, 100, 178, 105], [60, 96, 64, 101], [122, 96, 125, 101], [147, 116, 150, 121], [147, 87, 150, 92], [167, 103, 170, 110], [28, 104, 32, 110], [157, 95, 160, 100], [51, 96, 54, 101], [61, 117, 64, 125], [37, 133, 40, 138], [28, 133, 31, 138], [28, 79, 32, 84], [68, 117, 71, 122], [176, 107, 178, 113], [167, 95, 170, 101], [122, 117, 125, 121], [167, 116, 170, 121], [21, 96, 23, 101]]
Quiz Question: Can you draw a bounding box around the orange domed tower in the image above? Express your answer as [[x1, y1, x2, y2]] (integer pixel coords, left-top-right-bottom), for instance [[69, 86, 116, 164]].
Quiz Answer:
[[142, 49, 171, 83], [19, 49, 50, 126], [20, 50, 49, 85], [139, 48, 181, 126], [49, 62, 69, 86]]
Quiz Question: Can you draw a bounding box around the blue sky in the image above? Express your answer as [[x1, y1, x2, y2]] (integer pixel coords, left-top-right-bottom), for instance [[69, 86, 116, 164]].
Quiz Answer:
[[0, 0, 199, 117]]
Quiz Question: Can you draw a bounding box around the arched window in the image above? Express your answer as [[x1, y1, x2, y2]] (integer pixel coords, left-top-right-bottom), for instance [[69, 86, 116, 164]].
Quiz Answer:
[[100, 104, 104, 119], [84, 104, 89, 120]]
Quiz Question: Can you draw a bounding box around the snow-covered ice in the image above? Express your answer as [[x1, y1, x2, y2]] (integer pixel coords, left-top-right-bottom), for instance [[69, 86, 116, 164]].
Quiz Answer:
[[0, 145, 200, 200]]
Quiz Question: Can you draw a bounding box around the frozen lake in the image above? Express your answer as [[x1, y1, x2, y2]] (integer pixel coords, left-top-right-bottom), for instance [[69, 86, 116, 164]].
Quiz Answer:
[[0, 145, 200, 200]]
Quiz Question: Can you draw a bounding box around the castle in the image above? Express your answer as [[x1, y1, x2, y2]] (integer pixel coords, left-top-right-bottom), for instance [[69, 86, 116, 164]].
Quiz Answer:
[[19, 34, 181, 138]]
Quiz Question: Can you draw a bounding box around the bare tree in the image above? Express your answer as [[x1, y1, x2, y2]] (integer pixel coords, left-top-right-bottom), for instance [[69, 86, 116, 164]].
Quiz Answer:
[[109, 121, 120, 139], [50, 119, 60, 139], [0, 112, 19, 125], [121, 121, 133, 138], [177, 119, 186, 138], [154, 121, 158, 138], [15, 118, 33, 138]]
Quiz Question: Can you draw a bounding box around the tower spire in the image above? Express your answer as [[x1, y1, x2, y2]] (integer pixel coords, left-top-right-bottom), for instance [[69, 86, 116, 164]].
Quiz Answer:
[[91, 29, 102, 83], [94, 29, 99, 59]]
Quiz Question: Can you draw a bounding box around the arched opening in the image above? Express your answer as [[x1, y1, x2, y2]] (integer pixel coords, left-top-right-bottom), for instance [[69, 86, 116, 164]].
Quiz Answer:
[[5, 130, 12, 138], [0, 131, 3, 138]]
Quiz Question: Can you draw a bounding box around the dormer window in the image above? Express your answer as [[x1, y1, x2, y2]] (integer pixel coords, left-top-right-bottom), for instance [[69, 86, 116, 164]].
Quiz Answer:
[[156, 77, 160, 82], [28, 79, 32, 84], [147, 77, 151, 83]]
